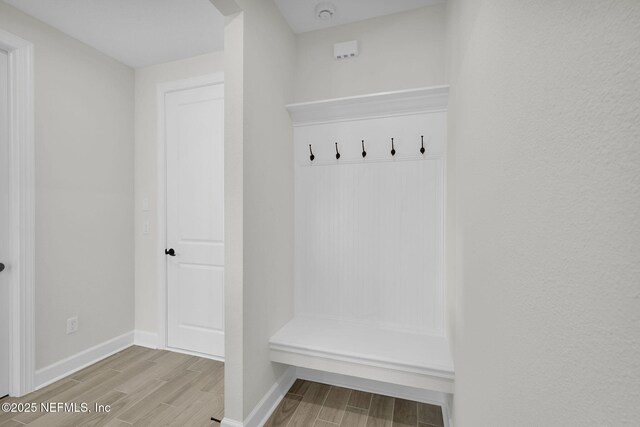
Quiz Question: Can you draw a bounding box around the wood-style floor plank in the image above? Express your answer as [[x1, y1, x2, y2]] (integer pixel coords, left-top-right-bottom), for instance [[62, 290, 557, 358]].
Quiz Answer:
[[314, 420, 337, 427], [79, 378, 166, 426], [286, 382, 331, 427], [116, 370, 200, 423], [265, 380, 444, 427], [341, 406, 369, 427], [347, 390, 373, 410], [288, 379, 311, 396], [392, 398, 417, 427], [264, 394, 303, 427], [169, 393, 221, 427], [14, 371, 115, 424], [0, 379, 77, 425], [417, 402, 444, 427], [365, 394, 394, 427], [317, 386, 351, 424], [2, 346, 224, 427]]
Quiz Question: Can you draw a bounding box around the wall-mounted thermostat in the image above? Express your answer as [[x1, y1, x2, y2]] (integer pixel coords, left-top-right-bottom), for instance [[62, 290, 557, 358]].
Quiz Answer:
[[334, 40, 358, 59]]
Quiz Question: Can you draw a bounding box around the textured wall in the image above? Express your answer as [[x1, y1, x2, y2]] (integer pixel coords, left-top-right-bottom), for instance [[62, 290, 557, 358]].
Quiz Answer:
[[447, 0, 640, 425]]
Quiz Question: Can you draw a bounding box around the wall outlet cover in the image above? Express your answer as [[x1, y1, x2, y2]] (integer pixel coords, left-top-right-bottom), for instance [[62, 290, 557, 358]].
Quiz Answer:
[[66, 316, 79, 334]]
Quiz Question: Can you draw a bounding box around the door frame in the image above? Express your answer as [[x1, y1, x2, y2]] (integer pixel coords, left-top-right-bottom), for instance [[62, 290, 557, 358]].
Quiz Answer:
[[0, 29, 35, 397], [156, 73, 224, 352]]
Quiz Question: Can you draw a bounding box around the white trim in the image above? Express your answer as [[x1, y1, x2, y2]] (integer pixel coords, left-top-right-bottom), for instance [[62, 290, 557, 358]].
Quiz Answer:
[[269, 317, 454, 394], [286, 86, 449, 126], [243, 367, 296, 427], [165, 346, 225, 363], [0, 28, 35, 397], [156, 72, 224, 351], [271, 348, 453, 394], [219, 367, 296, 427], [34, 332, 134, 390], [133, 330, 159, 349], [446, 393, 454, 427]]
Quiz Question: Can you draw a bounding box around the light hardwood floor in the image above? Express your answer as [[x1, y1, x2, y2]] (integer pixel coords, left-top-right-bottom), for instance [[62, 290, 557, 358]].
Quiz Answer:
[[1, 348, 445, 427], [265, 380, 445, 427], [0, 346, 224, 426]]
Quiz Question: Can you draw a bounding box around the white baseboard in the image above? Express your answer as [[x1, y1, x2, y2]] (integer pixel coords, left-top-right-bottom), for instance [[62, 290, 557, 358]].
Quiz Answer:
[[35, 331, 134, 389], [244, 366, 297, 427], [164, 346, 225, 362], [297, 367, 453, 427], [220, 366, 296, 427], [133, 330, 159, 349], [446, 393, 454, 427]]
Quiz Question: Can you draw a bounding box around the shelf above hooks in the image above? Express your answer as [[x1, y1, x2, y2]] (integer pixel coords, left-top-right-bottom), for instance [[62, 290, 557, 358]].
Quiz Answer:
[[286, 86, 450, 126]]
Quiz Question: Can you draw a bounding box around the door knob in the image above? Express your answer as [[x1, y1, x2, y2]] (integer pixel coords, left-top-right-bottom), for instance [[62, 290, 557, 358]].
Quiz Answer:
[[0, 263, 4, 272], [165, 248, 176, 256]]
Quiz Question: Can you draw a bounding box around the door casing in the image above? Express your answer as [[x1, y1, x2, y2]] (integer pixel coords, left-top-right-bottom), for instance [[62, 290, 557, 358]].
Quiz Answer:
[[0, 28, 35, 397], [156, 73, 225, 358]]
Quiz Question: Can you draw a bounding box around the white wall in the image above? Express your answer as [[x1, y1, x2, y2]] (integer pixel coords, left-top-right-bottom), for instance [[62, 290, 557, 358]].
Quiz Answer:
[[133, 52, 224, 335], [222, 9, 244, 421], [241, 0, 296, 419], [447, 0, 640, 425], [294, 4, 446, 103], [221, 0, 296, 422], [0, 3, 135, 369]]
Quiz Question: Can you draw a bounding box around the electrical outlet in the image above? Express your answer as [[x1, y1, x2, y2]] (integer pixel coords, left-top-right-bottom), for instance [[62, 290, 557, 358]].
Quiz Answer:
[[66, 316, 78, 334]]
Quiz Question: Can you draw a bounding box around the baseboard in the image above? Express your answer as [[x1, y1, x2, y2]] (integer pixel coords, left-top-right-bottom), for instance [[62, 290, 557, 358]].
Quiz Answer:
[[35, 331, 134, 389], [297, 367, 453, 427], [219, 367, 297, 427], [133, 330, 159, 349], [243, 366, 297, 427], [446, 393, 454, 427], [220, 419, 243, 427]]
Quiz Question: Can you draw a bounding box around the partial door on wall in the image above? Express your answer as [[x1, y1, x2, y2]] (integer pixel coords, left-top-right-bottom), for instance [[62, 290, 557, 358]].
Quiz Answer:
[[0, 48, 9, 398], [163, 78, 224, 358]]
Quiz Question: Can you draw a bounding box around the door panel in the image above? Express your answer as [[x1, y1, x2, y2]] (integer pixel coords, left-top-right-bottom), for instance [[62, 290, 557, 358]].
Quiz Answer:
[[0, 49, 10, 397], [165, 82, 224, 358]]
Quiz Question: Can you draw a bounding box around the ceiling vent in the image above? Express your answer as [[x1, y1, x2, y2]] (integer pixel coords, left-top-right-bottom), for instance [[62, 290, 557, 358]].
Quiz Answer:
[[315, 2, 336, 20]]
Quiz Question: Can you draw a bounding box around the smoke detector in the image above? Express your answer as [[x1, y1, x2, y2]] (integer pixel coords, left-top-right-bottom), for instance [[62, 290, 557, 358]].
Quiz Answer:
[[315, 2, 336, 20]]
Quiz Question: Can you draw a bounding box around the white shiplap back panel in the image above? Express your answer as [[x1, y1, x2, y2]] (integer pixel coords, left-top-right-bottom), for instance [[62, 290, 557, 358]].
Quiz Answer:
[[294, 111, 446, 336]]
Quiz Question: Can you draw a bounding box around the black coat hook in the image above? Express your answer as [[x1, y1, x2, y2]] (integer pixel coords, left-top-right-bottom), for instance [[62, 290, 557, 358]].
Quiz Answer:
[[420, 135, 425, 154], [335, 142, 341, 160], [391, 138, 396, 156], [361, 140, 367, 158], [309, 144, 315, 161]]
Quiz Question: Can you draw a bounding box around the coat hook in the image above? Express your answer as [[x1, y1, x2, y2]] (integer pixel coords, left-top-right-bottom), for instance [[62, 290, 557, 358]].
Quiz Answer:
[[335, 142, 341, 160], [420, 135, 426, 154], [309, 144, 315, 161], [391, 138, 396, 156], [361, 140, 367, 158]]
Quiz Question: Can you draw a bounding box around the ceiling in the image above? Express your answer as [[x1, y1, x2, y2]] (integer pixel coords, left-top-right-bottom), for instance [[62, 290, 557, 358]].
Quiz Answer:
[[274, 0, 445, 33], [3, 0, 225, 68]]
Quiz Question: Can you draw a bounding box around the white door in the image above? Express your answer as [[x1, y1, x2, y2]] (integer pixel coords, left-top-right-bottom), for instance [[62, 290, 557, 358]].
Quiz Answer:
[[0, 49, 10, 397], [164, 81, 224, 358]]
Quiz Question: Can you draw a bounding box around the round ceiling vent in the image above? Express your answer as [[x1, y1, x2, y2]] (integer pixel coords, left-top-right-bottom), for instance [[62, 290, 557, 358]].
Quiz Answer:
[[315, 1, 336, 20]]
